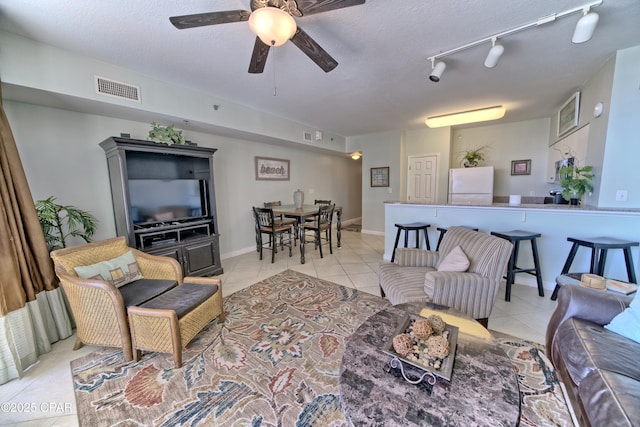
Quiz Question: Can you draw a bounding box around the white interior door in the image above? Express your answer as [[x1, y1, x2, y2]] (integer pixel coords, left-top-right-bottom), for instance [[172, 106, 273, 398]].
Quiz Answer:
[[407, 154, 438, 203]]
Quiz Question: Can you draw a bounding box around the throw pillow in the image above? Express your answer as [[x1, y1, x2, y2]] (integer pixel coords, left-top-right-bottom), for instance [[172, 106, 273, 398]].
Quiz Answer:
[[605, 292, 640, 344], [437, 245, 470, 272], [74, 251, 143, 288]]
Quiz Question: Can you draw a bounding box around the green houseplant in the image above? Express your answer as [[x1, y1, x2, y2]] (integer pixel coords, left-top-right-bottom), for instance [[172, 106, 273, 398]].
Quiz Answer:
[[558, 164, 594, 205], [148, 122, 186, 145], [35, 196, 98, 251], [459, 146, 487, 167]]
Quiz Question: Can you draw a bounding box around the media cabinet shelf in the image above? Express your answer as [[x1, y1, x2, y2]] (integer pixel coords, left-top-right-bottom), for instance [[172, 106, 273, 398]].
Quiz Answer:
[[136, 221, 213, 250], [100, 137, 223, 276]]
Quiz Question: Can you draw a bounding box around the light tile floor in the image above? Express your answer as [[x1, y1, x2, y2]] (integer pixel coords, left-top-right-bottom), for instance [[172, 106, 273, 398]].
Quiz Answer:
[[0, 230, 558, 426]]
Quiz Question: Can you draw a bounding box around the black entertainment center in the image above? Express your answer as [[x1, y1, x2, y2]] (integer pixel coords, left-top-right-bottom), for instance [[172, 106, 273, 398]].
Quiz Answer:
[[100, 137, 223, 276]]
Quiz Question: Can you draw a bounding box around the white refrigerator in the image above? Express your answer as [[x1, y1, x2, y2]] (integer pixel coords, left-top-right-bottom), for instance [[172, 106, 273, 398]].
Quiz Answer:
[[448, 166, 494, 205]]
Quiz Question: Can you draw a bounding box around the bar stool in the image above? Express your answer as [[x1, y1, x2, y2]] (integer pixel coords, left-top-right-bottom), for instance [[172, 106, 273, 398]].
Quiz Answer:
[[550, 236, 639, 300], [391, 222, 431, 262], [436, 226, 479, 250], [490, 230, 545, 302]]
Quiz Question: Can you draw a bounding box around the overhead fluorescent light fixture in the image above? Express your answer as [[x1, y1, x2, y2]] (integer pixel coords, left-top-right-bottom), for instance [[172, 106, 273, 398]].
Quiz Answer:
[[425, 106, 506, 128]]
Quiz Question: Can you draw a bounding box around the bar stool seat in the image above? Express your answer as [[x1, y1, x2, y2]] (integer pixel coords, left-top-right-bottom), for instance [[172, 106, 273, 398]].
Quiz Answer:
[[391, 222, 431, 262], [491, 230, 545, 301], [436, 226, 479, 250], [550, 236, 639, 300]]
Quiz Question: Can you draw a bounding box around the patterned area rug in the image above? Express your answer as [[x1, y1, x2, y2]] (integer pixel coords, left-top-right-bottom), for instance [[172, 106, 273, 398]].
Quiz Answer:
[[71, 270, 573, 426], [492, 332, 574, 427]]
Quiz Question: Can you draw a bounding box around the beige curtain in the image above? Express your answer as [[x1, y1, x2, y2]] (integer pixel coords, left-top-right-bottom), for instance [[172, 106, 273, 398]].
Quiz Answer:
[[0, 85, 72, 384]]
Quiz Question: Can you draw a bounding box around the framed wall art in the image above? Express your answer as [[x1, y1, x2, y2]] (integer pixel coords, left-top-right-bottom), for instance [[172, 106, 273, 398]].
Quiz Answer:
[[511, 159, 531, 176], [255, 157, 290, 181], [371, 166, 389, 187], [557, 92, 580, 137]]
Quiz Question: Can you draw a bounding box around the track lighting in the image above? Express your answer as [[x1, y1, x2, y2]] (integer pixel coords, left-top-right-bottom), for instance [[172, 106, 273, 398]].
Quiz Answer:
[[426, 0, 602, 79], [484, 38, 504, 68], [429, 59, 446, 82], [425, 106, 506, 128], [572, 8, 599, 43]]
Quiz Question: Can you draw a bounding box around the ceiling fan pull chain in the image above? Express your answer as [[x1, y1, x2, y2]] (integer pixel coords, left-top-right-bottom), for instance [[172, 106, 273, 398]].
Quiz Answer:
[[272, 45, 277, 96]]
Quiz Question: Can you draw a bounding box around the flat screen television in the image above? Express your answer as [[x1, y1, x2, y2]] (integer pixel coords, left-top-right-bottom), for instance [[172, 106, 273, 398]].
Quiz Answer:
[[128, 179, 209, 225]]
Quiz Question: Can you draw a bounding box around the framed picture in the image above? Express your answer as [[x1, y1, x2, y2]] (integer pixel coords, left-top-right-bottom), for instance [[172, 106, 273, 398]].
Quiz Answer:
[[371, 166, 389, 187], [557, 92, 580, 137], [255, 157, 290, 181], [511, 159, 531, 176]]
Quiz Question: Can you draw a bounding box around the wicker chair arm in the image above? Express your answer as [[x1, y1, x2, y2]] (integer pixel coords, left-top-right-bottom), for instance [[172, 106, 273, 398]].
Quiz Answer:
[[131, 249, 183, 283], [55, 270, 132, 360], [426, 271, 499, 320], [394, 248, 439, 267]]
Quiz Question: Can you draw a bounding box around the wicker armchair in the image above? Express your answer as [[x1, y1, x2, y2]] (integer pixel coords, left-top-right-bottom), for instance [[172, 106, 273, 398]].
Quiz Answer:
[[50, 236, 182, 360], [378, 227, 513, 327]]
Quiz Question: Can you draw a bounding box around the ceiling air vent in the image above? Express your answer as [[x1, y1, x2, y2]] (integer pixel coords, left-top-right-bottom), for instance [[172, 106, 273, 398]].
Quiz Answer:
[[94, 76, 141, 103]]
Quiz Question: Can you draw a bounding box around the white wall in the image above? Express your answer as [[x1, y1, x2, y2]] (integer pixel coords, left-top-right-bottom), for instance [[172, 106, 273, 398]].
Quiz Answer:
[[348, 130, 401, 233], [453, 118, 552, 198], [4, 101, 362, 258], [599, 45, 640, 208]]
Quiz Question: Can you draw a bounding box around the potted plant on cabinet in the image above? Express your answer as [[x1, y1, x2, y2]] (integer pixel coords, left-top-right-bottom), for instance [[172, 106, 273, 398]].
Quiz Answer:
[[35, 196, 98, 251], [558, 164, 594, 205], [148, 122, 186, 145], [459, 146, 487, 167]]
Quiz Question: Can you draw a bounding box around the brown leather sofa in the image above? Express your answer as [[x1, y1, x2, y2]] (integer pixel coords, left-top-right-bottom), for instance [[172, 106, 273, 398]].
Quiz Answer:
[[546, 284, 640, 426]]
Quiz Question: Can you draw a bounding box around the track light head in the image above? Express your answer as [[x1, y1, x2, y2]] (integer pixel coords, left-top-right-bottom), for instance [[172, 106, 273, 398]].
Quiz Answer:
[[484, 39, 504, 68], [429, 61, 446, 82], [572, 9, 599, 43]]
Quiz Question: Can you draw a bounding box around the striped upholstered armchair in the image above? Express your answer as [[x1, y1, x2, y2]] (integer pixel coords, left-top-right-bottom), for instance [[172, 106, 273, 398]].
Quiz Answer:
[[378, 227, 513, 327]]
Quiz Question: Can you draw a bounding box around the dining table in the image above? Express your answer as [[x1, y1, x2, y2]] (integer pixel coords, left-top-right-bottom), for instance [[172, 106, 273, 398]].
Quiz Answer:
[[272, 204, 343, 264]]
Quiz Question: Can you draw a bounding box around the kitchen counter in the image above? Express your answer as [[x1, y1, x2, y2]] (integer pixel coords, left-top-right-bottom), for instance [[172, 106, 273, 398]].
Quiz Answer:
[[385, 201, 640, 215], [384, 202, 640, 293]]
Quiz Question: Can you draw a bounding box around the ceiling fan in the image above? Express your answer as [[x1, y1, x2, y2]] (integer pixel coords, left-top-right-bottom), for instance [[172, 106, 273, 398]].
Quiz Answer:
[[170, 0, 365, 74]]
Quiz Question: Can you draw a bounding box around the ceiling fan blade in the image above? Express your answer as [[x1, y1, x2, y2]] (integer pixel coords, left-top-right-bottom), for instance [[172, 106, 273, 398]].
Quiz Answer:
[[249, 37, 271, 74], [170, 10, 251, 29], [296, 0, 365, 16], [290, 27, 338, 72]]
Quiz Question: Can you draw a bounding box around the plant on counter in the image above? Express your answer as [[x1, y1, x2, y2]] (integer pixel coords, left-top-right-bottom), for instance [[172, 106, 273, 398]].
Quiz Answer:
[[35, 196, 98, 251], [148, 122, 186, 145], [558, 164, 594, 204], [459, 146, 488, 167]]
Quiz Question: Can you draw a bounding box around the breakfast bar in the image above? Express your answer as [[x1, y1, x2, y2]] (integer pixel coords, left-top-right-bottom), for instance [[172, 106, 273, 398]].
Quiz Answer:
[[384, 202, 640, 293]]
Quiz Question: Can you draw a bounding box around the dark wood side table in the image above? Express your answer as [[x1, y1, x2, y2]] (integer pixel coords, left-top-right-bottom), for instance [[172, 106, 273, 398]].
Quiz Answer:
[[338, 302, 521, 426]]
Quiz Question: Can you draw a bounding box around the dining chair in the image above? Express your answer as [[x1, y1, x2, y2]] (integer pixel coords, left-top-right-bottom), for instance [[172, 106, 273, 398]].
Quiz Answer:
[[253, 207, 294, 263], [305, 199, 332, 225], [304, 203, 335, 258], [264, 201, 298, 245]]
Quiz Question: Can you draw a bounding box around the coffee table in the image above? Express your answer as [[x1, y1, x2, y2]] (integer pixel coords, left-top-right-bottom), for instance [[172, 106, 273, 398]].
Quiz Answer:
[[339, 302, 521, 426]]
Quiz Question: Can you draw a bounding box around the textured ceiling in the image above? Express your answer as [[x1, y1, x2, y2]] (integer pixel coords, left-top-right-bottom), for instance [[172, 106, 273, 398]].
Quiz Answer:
[[1, 0, 639, 137]]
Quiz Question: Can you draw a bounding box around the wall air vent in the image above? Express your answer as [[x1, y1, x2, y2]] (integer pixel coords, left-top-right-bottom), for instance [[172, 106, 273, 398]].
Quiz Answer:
[[303, 131, 313, 142], [94, 76, 141, 103]]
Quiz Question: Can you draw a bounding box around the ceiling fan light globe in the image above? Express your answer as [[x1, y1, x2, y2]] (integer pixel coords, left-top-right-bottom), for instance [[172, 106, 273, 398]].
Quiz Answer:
[[249, 7, 297, 47]]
